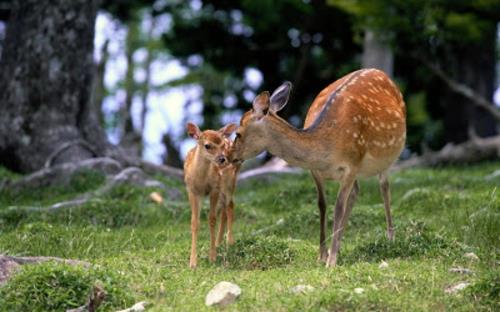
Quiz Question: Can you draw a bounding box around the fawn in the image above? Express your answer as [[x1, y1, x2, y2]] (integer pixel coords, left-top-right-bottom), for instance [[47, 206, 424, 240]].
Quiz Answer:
[[184, 122, 240, 268], [230, 68, 406, 267]]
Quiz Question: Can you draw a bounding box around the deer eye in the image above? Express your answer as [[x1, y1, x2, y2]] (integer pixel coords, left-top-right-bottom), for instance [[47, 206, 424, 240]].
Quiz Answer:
[[204, 144, 212, 150], [235, 133, 241, 140]]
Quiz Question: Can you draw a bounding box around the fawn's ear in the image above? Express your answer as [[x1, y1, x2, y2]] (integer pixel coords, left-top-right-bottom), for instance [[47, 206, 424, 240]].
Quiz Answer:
[[186, 122, 201, 139], [219, 123, 238, 138], [269, 81, 292, 112], [252, 91, 270, 119]]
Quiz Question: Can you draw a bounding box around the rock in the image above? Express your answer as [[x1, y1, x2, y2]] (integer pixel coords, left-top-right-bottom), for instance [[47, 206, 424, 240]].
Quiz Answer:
[[149, 192, 164, 204], [115, 301, 149, 312], [354, 287, 364, 294], [445, 282, 470, 294], [378, 260, 389, 269], [205, 281, 241, 307], [290, 284, 315, 294], [464, 252, 479, 261], [449, 267, 473, 274]]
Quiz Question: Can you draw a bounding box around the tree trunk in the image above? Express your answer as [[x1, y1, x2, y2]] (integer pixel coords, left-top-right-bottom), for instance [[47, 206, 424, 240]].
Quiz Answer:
[[0, 0, 108, 173], [362, 29, 393, 77]]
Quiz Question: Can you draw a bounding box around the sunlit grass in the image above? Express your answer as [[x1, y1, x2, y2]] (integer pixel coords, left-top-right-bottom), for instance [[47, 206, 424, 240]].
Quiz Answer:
[[0, 162, 498, 311]]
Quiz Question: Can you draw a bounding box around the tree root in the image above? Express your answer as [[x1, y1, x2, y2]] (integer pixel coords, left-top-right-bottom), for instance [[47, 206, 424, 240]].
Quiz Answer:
[[2, 157, 122, 192], [394, 134, 500, 170], [237, 157, 302, 182], [9, 167, 172, 213], [0, 254, 90, 285]]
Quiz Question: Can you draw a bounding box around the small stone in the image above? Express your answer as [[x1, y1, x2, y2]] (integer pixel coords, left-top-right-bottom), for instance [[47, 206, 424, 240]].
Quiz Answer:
[[378, 260, 389, 269], [205, 281, 241, 307], [149, 192, 164, 204], [449, 267, 473, 274], [464, 252, 479, 261], [290, 284, 315, 294], [115, 301, 149, 312], [445, 282, 470, 294], [354, 287, 364, 294]]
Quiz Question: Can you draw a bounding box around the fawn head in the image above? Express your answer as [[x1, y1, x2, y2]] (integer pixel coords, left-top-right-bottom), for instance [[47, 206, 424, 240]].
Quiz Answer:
[[187, 122, 238, 166], [230, 81, 292, 163]]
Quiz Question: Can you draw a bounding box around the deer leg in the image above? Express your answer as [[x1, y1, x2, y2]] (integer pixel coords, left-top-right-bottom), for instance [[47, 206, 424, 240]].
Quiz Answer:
[[188, 191, 201, 268], [226, 200, 235, 245], [312, 171, 328, 262], [216, 207, 227, 247], [208, 191, 219, 263], [327, 176, 355, 268], [379, 172, 394, 241], [340, 180, 360, 232]]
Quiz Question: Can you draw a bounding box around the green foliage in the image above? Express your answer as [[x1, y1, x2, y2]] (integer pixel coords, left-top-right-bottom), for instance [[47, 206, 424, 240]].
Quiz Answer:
[[0, 262, 133, 312], [219, 236, 295, 270]]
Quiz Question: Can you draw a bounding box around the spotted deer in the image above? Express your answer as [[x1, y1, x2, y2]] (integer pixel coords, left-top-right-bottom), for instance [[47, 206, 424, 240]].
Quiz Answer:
[[230, 68, 406, 267], [184, 122, 240, 268]]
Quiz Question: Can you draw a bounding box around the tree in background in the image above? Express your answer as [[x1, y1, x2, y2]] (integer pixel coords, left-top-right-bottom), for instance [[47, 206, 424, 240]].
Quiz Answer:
[[161, 0, 360, 129], [0, 0, 108, 172]]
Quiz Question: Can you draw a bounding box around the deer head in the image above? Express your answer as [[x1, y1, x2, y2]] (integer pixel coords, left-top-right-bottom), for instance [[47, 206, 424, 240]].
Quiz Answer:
[[187, 122, 237, 166], [230, 81, 292, 163]]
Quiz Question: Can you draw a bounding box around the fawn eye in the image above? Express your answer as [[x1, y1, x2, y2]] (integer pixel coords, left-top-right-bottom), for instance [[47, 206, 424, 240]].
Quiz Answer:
[[204, 144, 212, 150], [235, 133, 241, 140]]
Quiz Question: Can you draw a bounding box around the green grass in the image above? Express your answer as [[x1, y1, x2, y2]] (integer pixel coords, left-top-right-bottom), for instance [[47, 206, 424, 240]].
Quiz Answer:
[[0, 162, 498, 311]]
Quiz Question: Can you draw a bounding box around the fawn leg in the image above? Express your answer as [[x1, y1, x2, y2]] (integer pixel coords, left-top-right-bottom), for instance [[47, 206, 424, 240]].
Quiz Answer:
[[226, 200, 235, 245], [188, 191, 201, 268], [208, 191, 219, 262], [216, 208, 227, 246]]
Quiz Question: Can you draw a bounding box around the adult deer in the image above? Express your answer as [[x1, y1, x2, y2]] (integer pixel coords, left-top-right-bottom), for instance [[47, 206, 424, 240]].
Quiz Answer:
[[230, 69, 406, 267]]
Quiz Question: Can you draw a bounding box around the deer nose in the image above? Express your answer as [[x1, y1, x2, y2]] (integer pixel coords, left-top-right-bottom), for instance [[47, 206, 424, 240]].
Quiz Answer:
[[216, 155, 227, 164]]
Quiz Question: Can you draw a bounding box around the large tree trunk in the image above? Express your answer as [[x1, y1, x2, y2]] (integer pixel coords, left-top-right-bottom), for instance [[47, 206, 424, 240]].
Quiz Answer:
[[0, 0, 108, 173]]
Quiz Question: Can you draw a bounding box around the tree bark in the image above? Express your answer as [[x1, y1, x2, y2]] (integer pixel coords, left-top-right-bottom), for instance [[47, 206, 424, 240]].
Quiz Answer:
[[362, 30, 393, 77], [0, 0, 108, 173]]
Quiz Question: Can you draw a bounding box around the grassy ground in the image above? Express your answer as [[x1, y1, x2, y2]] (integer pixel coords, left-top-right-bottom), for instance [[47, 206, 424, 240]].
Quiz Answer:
[[0, 163, 498, 311]]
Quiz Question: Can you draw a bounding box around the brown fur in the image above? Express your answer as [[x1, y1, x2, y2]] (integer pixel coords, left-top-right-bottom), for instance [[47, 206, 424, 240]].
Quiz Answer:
[[184, 123, 239, 268], [231, 68, 406, 267]]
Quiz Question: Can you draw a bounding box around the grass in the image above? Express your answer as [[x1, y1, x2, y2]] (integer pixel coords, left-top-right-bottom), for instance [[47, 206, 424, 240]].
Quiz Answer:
[[0, 162, 498, 311]]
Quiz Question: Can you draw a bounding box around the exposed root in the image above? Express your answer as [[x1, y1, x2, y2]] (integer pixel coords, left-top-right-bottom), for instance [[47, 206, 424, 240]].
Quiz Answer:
[[44, 140, 98, 168], [394, 134, 500, 170], [0, 254, 90, 285], [237, 157, 302, 182], [3, 158, 122, 192], [10, 167, 169, 213]]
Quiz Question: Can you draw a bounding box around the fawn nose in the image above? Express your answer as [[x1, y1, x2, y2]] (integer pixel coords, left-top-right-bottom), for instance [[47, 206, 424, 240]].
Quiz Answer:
[[216, 155, 227, 165]]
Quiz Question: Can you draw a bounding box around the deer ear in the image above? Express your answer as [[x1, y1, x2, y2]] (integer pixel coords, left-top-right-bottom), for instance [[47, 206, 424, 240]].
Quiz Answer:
[[186, 122, 201, 139], [252, 91, 270, 118], [219, 123, 238, 137], [269, 81, 292, 112]]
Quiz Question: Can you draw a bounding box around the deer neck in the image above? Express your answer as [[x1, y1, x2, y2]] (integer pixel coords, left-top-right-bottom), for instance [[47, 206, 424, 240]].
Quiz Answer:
[[264, 113, 330, 170]]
